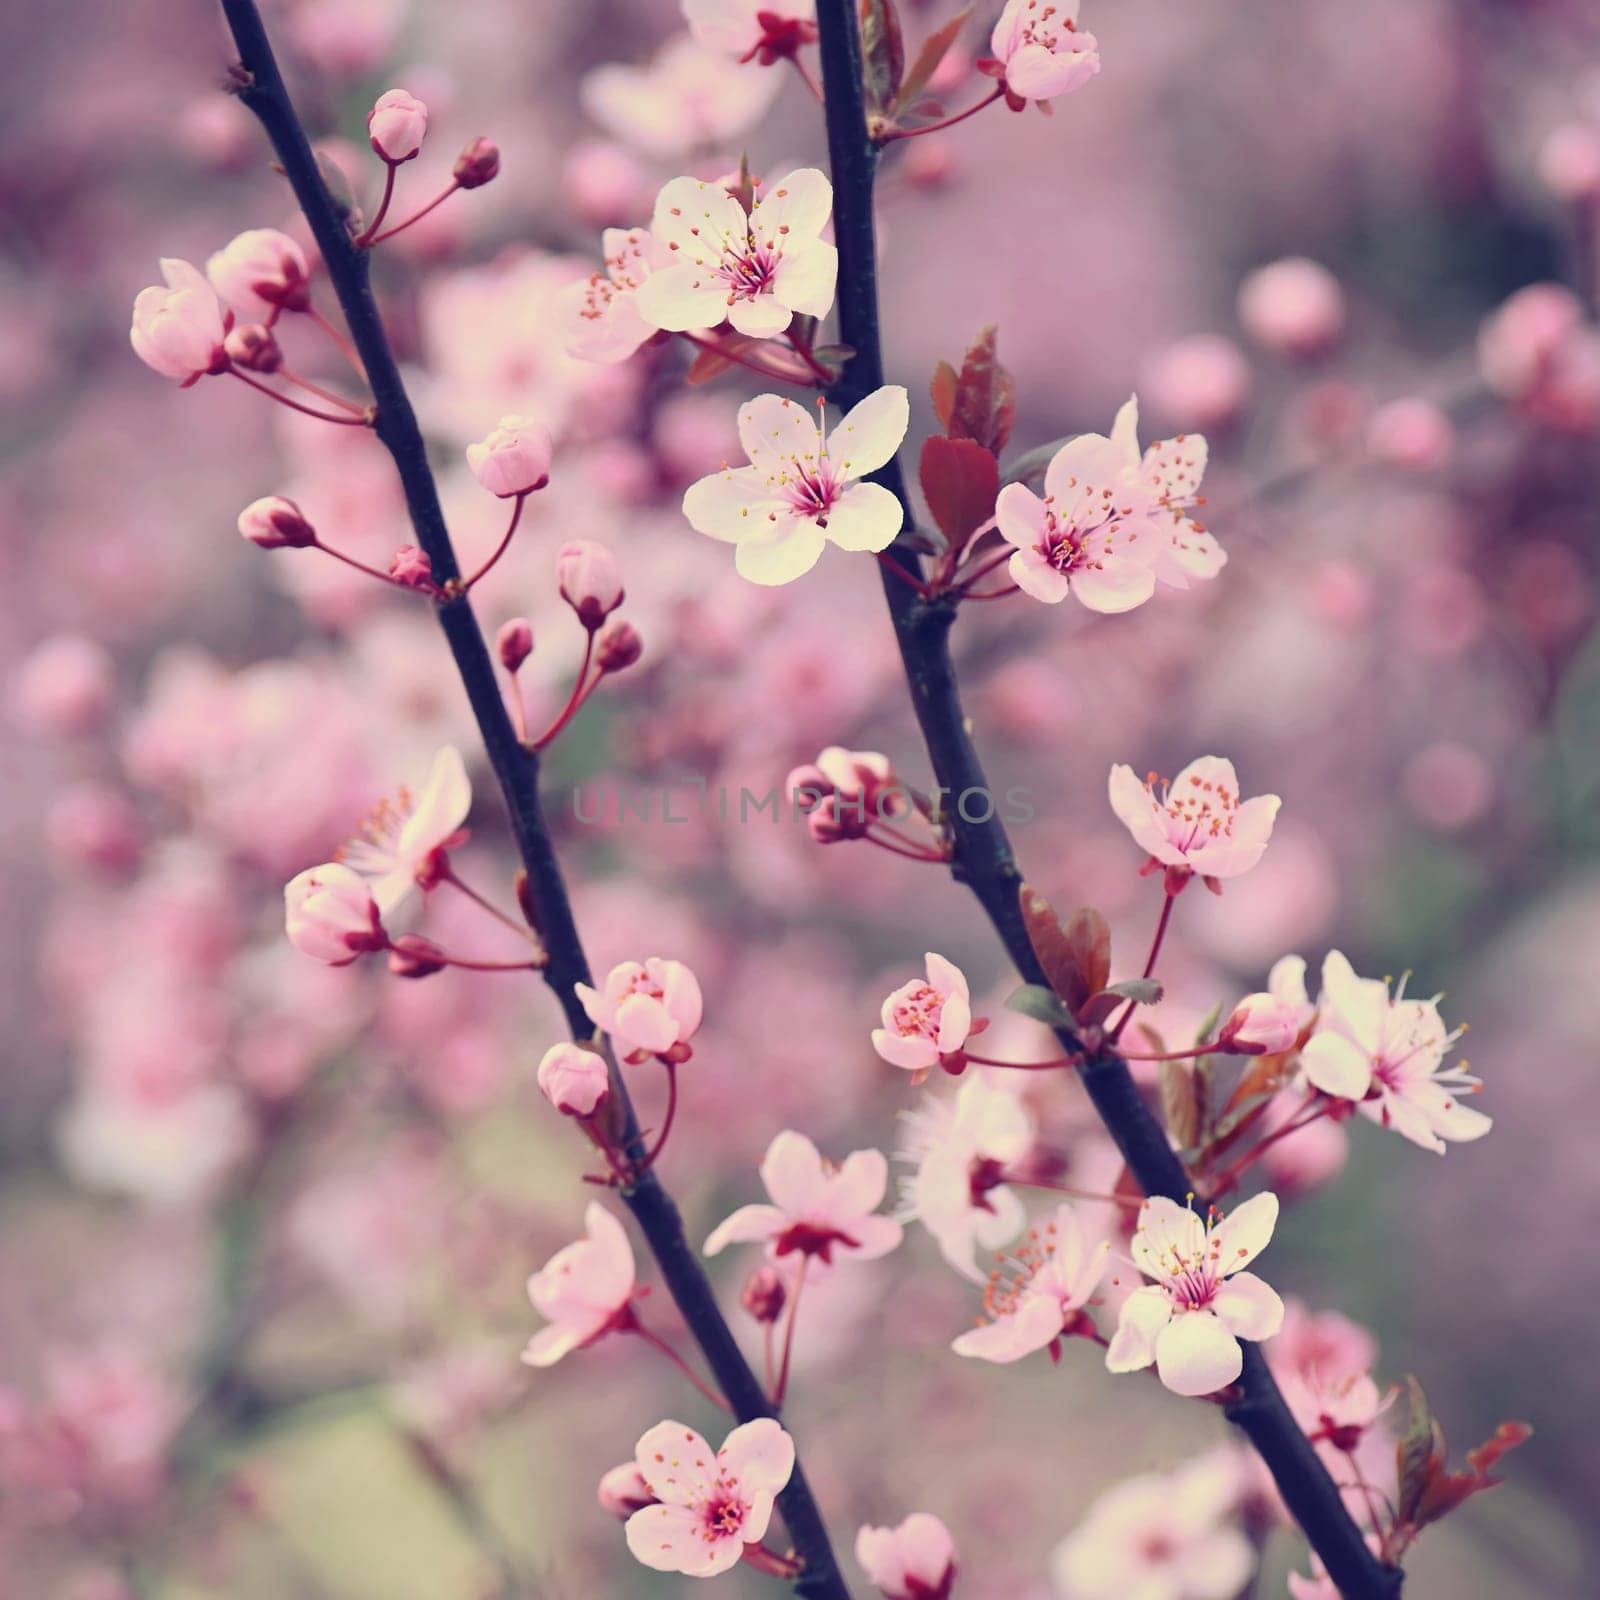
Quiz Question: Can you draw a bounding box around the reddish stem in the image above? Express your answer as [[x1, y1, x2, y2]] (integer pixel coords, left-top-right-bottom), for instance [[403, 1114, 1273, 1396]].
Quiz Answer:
[[277, 365, 367, 415], [960, 1050, 1074, 1072], [864, 824, 950, 863], [305, 305, 366, 375], [880, 85, 1005, 144], [1109, 888, 1177, 1043], [772, 1256, 809, 1408], [877, 550, 935, 598], [789, 53, 824, 103], [1208, 1098, 1328, 1193], [441, 865, 540, 945], [531, 633, 598, 751], [312, 538, 427, 591], [950, 544, 1012, 595], [630, 1323, 732, 1413], [367, 180, 460, 245], [461, 494, 526, 591], [632, 1062, 679, 1176], [228, 367, 369, 425], [356, 159, 399, 246], [1005, 1172, 1146, 1209]]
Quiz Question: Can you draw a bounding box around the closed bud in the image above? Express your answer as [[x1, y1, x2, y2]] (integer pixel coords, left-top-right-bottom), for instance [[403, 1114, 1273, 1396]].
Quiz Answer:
[[594, 619, 641, 673], [367, 88, 428, 163], [389, 545, 435, 590], [206, 227, 311, 317], [238, 495, 317, 549], [388, 933, 447, 978], [284, 863, 386, 965], [556, 540, 624, 628], [466, 415, 552, 498], [223, 322, 282, 372], [454, 137, 500, 190], [741, 1265, 786, 1324], [597, 1462, 656, 1520], [536, 1042, 610, 1117], [497, 617, 534, 673]]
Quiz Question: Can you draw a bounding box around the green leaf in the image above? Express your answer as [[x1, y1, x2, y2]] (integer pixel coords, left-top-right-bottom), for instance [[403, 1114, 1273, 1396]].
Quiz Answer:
[[1395, 1375, 1440, 1527], [1006, 983, 1077, 1029], [859, 0, 906, 111], [1077, 977, 1163, 1029]]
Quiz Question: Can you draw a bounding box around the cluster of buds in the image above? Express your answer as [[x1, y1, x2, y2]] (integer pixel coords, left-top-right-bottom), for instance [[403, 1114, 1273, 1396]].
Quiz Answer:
[[788, 747, 912, 843]]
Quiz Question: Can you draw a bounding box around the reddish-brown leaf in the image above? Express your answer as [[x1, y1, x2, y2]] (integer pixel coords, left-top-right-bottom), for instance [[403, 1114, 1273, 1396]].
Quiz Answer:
[[930, 359, 958, 430], [948, 324, 1018, 455], [859, 0, 906, 110], [919, 435, 999, 548], [1019, 887, 1111, 1014], [892, 8, 971, 113]]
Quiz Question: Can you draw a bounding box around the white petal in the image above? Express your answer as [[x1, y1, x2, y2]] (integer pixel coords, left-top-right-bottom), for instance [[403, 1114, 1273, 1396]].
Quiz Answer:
[[727, 294, 795, 339], [1155, 1312, 1243, 1396], [703, 1203, 784, 1256], [760, 1129, 829, 1213], [1211, 1270, 1284, 1341], [717, 1416, 795, 1497], [770, 240, 838, 320], [734, 524, 827, 585], [1300, 1031, 1373, 1101], [748, 168, 834, 243], [1210, 1191, 1278, 1274], [633, 1420, 715, 1505], [827, 385, 909, 479], [683, 465, 786, 544], [823, 482, 903, 551], [1105, 1285, 1171, 1373], [738, 392, 823, 479]]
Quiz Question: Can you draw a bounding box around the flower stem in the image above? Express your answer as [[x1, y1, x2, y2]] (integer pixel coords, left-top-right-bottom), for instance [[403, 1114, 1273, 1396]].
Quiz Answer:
[[879, 86, 1004, 144], [356, 159, 399, 246], [1005, 1172, 1145, 1208], [1109, 888, 1177, 1042], [772, 1256, 809, 1409], [631, 1323, 732, 1413], [460, 493, 525, 591], [441, 865, 540, 945], [367, 181, 460, 245], [681, 329, 819, 386], [632, 1061, 679, 1176], [228, 367, 369, 425], [530, 632, 598, 751]]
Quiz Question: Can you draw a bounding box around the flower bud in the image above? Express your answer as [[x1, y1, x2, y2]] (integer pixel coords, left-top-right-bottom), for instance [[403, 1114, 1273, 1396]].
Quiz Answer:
[[1238, 257, 1344, 358], [496, 617, 534, 673], [1367, 397, 1454, 472], [597, 1462, 656, 1520], [46, 783, 142, 877], [740, 1265, 787, 1324], [1218, 992, 1301, 1055], [388, 933, 447, 978], [466, 415, 552, 498], [223, 322, 283, 373], [556, 540, 624, 628], [389, 545, 435, 590], [206, 228, 311, 316], [284, 863, 386, 965], [806, 796, 848, 844], [130, 258, 229, 384], [238, 495, 317, 550], [367, 88, 428, 163], [536, 1042, 610, 1117], [453, 137, 501, 190], [594, 619, 642, 673]]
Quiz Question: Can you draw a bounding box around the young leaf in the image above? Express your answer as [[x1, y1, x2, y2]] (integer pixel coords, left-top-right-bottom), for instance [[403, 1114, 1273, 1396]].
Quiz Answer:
[[930, 359, 958, 431], [1006, 982, 1077, 1030], [892, 8, 971, 114], [920, 435, 1000, 548], [1077, 977, 1163, 1029], [1394, 1376, 1442, 1528], [859, 0, 906, 111], [1018, 888, 1111, 1014], [947, 324, 1018, 455], [1160, 1059, 1201, 1150]]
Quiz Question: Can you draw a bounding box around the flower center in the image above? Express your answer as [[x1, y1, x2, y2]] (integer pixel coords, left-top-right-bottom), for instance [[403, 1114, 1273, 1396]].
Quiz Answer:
[[781, 458, 844, 524], [717, 240, 780, 303], [1143, 769, 1239, 848], [337, 787, 413, 874], [891, 983, 946, 1041], [978, 1216, 1059, 1321], [773, 1220, 861, 1264], [697, 1488, 748, 1542]]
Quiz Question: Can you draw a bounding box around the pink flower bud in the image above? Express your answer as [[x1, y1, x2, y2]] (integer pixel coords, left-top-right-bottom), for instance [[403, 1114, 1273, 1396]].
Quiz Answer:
[[46, 783, 142, 876], [786, 764, 829, 813], [238, 495, 317, 549], [130, 258, 229, 385], [597, 1462, 657, 1520], [1237, 257, 1345, 357], [11, 634, 115, 736], [594, 619, 642, 673], [740, 1265, 787, 1324], [807, 796, 849, 843], [206, 228, 311, 317], [557, 540, 624, 628], [536, 1042, 610, 1117], [1366, 397, 1454, 472], [1143, 333, 1252, 431], [1539, 122, 1600, 203], [561, 139, 648, 228], [389, 545, 435, 589], [223, 322, 283, 373], [367, 88, 428, 163], [466, 415, 552, 498], [497, 617, 534, 673], [388, 933, 447, 978], [856, 1513, 958, 1600], [1218, 992, 1301, 1055], [284, 863, 386, 965], [454, 137, 501, 190]]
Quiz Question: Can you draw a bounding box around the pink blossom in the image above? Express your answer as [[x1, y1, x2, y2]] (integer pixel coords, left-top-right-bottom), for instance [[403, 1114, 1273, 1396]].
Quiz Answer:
[[1538, 122, 1600, 202], [1051, 1454, 1253, 1600], [1366, 397, 1454, 471], [638, 168, 837, 340], [576, 956, 703, 1063], [599, 1461, 658, 1519], [522, 1203, 636, 1367], [205, 228, 311, 317], [624, 1416, 795, 1577], [465, 415, 553, 497], [1217, 991, 1301, 1055], [988, 0, 1101, 105], [896, 1073, 1032, 1278], [129, 259, 229, 384], [996, 396, 1221, 610], [537, 1042, 611, 1116], [1476, 282, 1600, 432], [705, 1129, 903, 1265], [368, 88, 428, 162], [595, 619, 643, 671], [1108, 757, 1281, 880], [238, 495, 317, 549], [1298, 951, 1491, 1152], [871, 952, 974, 1074], [856, 1512, 957, 1599], [337, 745, 472, 917], [685, 0, 818, 62], [1237, 257, 1345, 356], [683, 387, 909, 584], [789, 747, 910, 840], [559, 227, 672, 363], [496, 617, 534, 672], [284, 861, 387, 964], [11, 634, 115, 736], [1143, 333, 1252, 431], [953, 1201, 1110, 1363], [453, 137, 500, 189], [558, 539, 626, 627], [1106, 1193, 1284, 1396]]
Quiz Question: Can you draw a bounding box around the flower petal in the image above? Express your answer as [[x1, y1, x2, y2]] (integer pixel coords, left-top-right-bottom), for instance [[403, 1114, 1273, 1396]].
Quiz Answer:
[[1105, 1285, 1170, 1373], [1300, 1031, 1373, 1101], [703, 1203, 785, 1256], [827, 385, 909, 479], [633, 1420, 716, 1506], [717, 1416, 796, 1497], [734, 523, 827, 585], [823, 481, 903, 551], [1155, 1311, 1243, 1396], [1212, 1270, 1284, 1342], [1210, 1191, 1278, 1275]]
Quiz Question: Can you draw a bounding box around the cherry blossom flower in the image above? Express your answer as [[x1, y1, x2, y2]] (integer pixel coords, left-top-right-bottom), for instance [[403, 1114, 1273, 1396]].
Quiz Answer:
[[995, 397, 1220, 610], [206, 228, 311, 317], [367, 87, 428, 162], [636, 168, 837, 340], [537, 1042, 611, 1116], [238, 495, 316, 549], [521, 1203, 636, 1367], [705, 1129, 903, 1265], [129, 259, 229, 384], [856, 1512, 958, 1600], [1051, 1454, 1254, 1600], [1298, 950, 1490, 1153], [337, 745, 472, 918], [559, 227, 672, 363], [987, 0, 1101, 106], [1107, 1193, 1284, 1396], [558, 540, 626, 626], [896, 1073, 1032, 1279], [1217, 990, 1302, 1054], [789, 747, 913, 840], [581, 35, 781, 158], [465, 415, 553, 497], [682, 388, 909, 585], [599, 1461, 658, 1519], [284, 862, 387, 964], [624, 1417, 795, 1577], [685, 0, 818, 63], [872, 953, 974, 1074], [575, 957, 703, 1063], [953, 1201, 1109, 1362], [1108, 757, 1281, 880]]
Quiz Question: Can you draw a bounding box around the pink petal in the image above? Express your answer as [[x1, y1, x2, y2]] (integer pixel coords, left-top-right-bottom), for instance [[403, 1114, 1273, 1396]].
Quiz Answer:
[[1154, 1311, 1243, 1395], [826, 385, 909, 479], [633, 1420, 716, 1507]]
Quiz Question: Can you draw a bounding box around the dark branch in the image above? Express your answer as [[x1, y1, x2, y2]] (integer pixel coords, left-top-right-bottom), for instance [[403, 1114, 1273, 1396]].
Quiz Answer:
[[813, 4, 1403, 1596], [215, 5, 850, 1593]]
